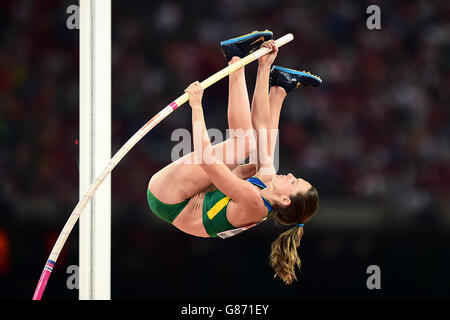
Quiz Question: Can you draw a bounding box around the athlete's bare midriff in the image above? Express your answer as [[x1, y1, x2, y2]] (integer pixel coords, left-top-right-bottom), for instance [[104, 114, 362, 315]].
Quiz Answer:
[[172, 191, 209, 237], [172, 182, 268, 238]]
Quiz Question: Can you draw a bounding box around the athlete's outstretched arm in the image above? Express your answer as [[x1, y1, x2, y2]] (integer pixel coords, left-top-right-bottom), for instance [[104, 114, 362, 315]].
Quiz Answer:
[[185, 82, 262, 209], [232, 163, 257, 179], [251, 40, 278, 175]]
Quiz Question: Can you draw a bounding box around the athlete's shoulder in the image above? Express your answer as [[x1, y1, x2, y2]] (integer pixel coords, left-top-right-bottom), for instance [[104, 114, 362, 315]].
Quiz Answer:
[[227, 196, 267, 227]]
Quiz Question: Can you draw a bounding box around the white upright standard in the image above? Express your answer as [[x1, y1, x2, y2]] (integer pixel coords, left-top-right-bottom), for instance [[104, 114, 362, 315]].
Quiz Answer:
[[79, 0, 111, 300]]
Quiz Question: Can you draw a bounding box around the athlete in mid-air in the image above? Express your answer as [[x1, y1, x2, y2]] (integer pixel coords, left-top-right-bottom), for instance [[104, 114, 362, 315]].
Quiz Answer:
[[147, 31, 321, 284]]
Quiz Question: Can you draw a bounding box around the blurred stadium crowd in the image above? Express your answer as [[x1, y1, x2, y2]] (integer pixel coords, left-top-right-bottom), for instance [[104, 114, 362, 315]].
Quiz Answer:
[[0, 0, 449, 299]]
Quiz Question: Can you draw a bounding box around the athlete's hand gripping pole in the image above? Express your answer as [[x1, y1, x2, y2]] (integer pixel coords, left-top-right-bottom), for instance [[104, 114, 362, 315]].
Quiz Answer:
[[32, 33, 294, 300]]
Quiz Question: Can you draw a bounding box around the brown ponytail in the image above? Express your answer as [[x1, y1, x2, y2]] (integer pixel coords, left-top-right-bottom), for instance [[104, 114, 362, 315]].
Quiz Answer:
[[270, 225, 304, 284], [269, 187, 319, 284]]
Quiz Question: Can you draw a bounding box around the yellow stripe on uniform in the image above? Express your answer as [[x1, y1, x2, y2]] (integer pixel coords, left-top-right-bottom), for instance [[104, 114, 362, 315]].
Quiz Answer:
[[207, 196, 231, 220]]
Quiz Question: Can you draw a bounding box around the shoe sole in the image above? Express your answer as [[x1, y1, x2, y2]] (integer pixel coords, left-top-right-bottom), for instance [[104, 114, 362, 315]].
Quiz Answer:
[[220, 30, 273, 46], [273, 66, 322, 84]]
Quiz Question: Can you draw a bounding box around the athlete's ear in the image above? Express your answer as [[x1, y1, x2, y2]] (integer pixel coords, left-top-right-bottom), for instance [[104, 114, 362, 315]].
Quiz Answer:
[[280, 195, 291, 207]]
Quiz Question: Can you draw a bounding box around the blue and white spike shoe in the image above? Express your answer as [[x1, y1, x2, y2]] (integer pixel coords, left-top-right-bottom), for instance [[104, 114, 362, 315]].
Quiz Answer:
[[270, 66, 322, 92], [220, 30, 273, 61]]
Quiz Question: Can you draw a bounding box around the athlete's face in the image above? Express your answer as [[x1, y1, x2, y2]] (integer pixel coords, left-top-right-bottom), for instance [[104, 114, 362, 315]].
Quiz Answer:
[[270, 173, 311, 205]]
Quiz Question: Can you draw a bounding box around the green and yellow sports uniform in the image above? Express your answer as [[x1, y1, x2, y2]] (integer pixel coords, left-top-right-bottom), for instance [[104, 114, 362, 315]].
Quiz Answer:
[[147, 177, 272, 239]]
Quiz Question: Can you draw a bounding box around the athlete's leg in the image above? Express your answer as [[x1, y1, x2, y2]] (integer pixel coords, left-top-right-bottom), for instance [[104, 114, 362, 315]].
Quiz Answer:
[[268, 85, 287, 132], [250, 81, 286, 171], [251, 63, 323, 172], [149, 64, 256, 204], [148, 33, 275, 204], [227, 57, 254, 135], [264, 66, 323, 143], [149, 135, 253, 204]]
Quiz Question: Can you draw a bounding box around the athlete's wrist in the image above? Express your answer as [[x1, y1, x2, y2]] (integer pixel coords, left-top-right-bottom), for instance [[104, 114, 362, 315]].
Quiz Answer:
[[258, 62, 272, 69], [191, 104, 203, 111]]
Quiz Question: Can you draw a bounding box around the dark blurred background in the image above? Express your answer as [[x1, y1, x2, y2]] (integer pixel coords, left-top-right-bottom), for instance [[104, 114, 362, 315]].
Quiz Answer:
[[0, 0, 449, 300]]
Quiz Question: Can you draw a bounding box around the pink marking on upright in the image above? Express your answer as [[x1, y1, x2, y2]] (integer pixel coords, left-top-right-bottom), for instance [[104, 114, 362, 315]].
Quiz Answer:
[[169, 102, 179, 111], [32, 269, 52, 300]]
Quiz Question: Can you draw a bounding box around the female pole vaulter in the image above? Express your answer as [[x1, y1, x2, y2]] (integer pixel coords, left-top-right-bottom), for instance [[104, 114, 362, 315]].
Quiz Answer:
[[147, 31, 322, 284]]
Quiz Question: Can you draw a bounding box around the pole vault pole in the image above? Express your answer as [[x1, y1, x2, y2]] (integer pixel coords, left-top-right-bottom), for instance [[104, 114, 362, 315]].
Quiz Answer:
[[32, 33, 294, 300]]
